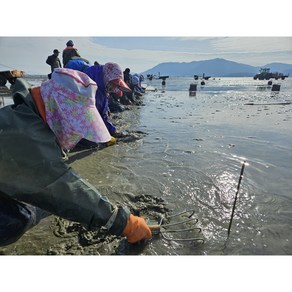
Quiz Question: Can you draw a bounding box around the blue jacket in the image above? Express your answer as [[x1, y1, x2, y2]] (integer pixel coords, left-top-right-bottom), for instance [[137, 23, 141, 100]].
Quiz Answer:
[[84, 65, 116, 135], [65, 58, 90, 72]]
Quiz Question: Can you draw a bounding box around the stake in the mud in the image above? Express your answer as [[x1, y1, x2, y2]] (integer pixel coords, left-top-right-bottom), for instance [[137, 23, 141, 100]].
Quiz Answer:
[[227, 160, 246, 237]]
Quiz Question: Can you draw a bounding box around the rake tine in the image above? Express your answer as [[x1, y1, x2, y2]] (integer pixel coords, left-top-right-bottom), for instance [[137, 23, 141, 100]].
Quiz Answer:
[[167, 209, 196, 219], [160, 209, 198, 227], [149, 209, 204, 243], [161, 232, 205, 243], [161, 217, 198, 228], [160, 227, 202, 233]]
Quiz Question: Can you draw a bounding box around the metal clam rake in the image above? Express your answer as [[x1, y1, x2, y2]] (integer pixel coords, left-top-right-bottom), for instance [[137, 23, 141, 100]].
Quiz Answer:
[[149, 209, 205, 244]]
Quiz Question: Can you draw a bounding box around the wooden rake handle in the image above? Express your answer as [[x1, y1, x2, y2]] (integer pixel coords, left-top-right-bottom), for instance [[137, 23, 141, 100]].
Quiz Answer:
[[149, 225, 161, 235]]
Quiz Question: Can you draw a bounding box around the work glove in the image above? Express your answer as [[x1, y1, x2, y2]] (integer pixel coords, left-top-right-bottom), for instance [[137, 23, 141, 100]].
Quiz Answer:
[[106, 136, 117, 146], [123, 214, 152, 243]]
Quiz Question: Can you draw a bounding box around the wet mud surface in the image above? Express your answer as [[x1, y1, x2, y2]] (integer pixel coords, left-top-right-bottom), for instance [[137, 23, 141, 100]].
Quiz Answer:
[[2, 77, 292, 255], [47, 194, 168, 255], [0, 101, 170, 255], [0, 194, 169, 255]]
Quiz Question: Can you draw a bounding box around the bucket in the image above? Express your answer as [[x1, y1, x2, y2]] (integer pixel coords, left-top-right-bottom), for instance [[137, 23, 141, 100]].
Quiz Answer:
[[271, 84, 280, 91]]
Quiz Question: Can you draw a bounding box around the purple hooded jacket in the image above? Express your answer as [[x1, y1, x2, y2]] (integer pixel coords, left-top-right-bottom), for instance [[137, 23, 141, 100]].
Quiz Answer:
[[83, 65, 116, 135]]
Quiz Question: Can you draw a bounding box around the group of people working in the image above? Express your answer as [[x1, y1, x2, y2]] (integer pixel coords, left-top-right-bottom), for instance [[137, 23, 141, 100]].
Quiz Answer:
[[0, 40, 152, 248], [46, 40, 145, 136]]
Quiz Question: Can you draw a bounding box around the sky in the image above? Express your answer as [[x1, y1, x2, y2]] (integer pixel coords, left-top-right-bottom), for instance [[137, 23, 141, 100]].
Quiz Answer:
[[1, 1, 291, 75], [0, 36, 292, 75], [1, 36, 291, 75]]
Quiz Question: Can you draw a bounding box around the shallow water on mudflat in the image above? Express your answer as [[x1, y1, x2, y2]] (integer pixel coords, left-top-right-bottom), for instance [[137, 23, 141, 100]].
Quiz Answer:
[[1, 77, 292, 255]]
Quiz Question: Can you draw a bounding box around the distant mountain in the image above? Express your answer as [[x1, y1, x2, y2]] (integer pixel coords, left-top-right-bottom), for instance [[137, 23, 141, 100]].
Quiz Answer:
[[142, 58, 292, 77]]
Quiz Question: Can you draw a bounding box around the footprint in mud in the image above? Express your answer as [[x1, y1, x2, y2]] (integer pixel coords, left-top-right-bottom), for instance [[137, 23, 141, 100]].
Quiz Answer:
[[122, 193, 169, 221], [47, 193, 169, 255]]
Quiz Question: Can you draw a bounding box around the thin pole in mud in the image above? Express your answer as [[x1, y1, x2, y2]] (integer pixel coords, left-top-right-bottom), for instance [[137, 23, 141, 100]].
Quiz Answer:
[[227, 161, 246, 237]]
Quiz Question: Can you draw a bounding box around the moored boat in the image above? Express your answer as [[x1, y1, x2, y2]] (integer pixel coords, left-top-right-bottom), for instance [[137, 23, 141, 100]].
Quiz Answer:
[[253, 67, 288, 80]]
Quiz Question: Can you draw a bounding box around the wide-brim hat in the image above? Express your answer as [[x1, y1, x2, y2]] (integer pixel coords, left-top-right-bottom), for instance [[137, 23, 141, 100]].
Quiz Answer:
[[40, 68, 112, 149]]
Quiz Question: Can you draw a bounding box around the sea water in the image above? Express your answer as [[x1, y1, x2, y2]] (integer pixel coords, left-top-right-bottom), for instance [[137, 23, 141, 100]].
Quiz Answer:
[[71, 76, 292, 255], [121, 77, 292, 255], [1, 76, 292, 255]]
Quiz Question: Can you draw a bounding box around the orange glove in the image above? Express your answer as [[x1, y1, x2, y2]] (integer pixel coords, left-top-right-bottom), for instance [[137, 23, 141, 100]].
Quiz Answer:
[[123, 214, 152, 243]]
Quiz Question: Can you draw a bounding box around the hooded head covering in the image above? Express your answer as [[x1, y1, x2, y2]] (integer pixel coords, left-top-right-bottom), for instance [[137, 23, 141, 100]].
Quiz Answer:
[[131, 74, 140, 86], [40, 68, 111, 149], [103, 63, 131, 93], [65, 58, 90, 72], [66, 40, 74, 47]]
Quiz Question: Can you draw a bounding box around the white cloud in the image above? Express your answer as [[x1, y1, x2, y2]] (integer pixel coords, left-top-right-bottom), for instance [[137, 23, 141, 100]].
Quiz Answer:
[[212, 37, 292, 53]]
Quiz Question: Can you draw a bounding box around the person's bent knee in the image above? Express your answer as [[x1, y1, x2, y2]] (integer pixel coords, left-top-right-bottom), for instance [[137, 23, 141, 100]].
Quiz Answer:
[[0, 199, 36, 246]]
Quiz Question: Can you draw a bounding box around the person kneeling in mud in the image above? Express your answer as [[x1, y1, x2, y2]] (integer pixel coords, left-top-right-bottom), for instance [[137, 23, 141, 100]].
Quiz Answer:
[[0, 68, 152, 247], [65, 59, 132, 138]]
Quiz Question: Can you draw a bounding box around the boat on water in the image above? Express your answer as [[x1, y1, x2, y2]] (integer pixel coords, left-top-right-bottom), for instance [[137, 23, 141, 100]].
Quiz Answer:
[[194, 73, 211, 80], [253, 67, 289, 80], [146, 74, 154, 81], [146, 73, 169, 81]]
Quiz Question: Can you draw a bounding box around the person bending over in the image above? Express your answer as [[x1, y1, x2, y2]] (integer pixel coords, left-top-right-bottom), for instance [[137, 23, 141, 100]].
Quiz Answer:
[[0, 68, 151, 247], [66, 60, 131, 136]]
